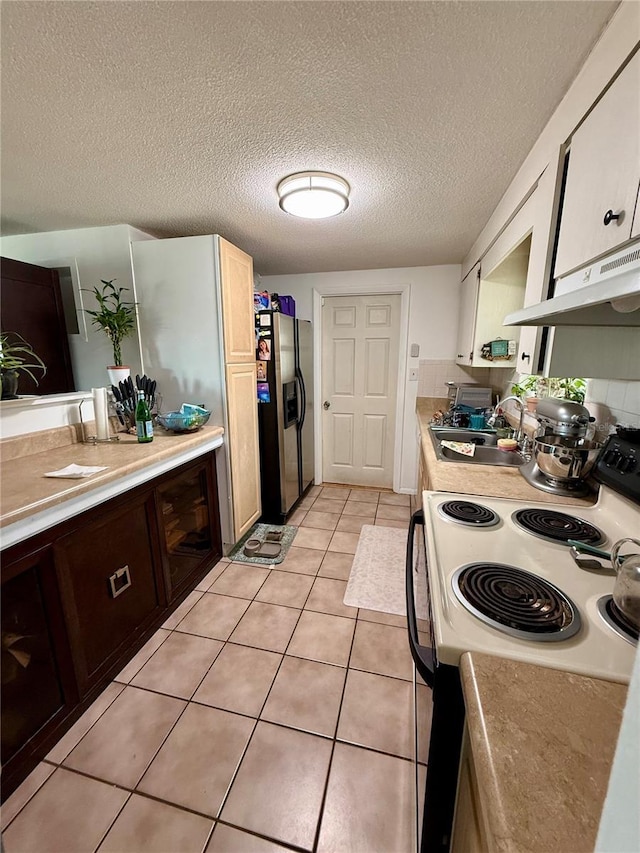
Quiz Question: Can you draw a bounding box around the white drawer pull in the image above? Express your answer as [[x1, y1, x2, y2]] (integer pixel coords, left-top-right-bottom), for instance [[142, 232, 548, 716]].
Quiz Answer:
[[109, 565, 132, 598]]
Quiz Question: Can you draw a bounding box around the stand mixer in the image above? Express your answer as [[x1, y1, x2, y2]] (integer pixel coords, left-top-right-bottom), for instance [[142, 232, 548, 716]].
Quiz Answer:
[[520, 397, 601, 496]]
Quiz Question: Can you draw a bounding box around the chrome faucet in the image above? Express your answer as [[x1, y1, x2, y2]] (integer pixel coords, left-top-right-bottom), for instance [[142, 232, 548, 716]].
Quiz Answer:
[[487, 396, 526, 443]]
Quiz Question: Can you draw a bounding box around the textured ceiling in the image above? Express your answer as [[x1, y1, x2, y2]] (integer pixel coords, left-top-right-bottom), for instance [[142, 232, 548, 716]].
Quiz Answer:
[[1, 1, 618, 275]]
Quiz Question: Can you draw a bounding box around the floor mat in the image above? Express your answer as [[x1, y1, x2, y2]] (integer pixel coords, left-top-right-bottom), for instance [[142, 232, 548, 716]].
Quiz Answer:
[[344, 524, 428, 619], [227, 522, 298, 565]]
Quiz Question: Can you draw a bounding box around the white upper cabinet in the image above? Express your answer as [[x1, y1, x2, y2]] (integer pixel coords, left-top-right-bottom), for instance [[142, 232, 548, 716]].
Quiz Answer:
[[554, 51, 640, 279], [456, 264, 480, 366]]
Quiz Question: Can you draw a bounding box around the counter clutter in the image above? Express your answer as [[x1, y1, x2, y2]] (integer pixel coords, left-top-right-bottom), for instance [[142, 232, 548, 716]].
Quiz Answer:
[[459, 653, 627, 853]]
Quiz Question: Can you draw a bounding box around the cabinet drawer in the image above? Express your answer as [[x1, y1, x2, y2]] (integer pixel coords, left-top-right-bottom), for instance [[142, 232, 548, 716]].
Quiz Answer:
[[56, 498, 161, 690]]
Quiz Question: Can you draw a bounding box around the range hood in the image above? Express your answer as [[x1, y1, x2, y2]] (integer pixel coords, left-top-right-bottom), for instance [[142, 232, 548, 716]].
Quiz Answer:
[[504, 241, 640, 327]]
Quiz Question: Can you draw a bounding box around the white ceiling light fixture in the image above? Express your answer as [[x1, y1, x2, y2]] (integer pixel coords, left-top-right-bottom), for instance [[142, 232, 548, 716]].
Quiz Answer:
[[277, 171, 350, 219]]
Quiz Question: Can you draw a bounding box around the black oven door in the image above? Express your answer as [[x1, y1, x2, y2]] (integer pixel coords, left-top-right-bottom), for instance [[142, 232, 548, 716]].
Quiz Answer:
[[406, 509, 465, 853]]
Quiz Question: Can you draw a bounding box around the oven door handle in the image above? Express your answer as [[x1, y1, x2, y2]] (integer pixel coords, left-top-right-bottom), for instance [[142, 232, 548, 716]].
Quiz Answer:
[[406, 509, 436, 689]]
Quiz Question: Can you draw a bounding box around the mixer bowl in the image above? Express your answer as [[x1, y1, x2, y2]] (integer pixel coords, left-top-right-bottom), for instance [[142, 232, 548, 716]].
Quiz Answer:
[[533, 436, 602, 483]]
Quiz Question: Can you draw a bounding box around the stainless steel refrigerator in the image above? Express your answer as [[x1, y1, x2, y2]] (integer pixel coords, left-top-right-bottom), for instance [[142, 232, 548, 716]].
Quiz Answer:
[[257, 312, 314, 523]]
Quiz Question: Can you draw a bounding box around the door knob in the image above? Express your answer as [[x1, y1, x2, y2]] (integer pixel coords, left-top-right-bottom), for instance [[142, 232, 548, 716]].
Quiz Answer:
[[603, 209, 622, 226], [323, 401, 330, 410]]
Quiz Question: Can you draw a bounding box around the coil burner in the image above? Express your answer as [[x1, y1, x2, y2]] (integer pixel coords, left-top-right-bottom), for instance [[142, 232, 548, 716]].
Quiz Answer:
[[597, 596, 639, 646], [512, 508, 605, 546], [438, 500, 500, 528], [452, 563, 581, 641]]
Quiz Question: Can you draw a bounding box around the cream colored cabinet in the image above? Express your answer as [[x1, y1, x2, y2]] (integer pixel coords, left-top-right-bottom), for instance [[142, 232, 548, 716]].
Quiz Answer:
[[455, 260, 525, 369], [555, 52, 640, 279], [225, 363, 261, 539], [219, 238, 256, 363]]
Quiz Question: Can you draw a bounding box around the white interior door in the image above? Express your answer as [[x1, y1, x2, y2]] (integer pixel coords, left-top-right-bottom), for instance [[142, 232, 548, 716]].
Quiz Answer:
[[322, 294, 401, 487]]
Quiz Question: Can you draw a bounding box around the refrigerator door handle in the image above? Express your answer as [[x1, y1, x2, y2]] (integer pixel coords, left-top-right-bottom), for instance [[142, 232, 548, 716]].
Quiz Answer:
[[296, 367, 306, 430]]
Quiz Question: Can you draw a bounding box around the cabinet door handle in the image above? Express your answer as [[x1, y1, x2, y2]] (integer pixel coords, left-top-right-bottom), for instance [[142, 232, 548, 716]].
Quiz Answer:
[[108, 565, 132, 599], [603, 209, 622, 226], [521, 352, 530, 362]]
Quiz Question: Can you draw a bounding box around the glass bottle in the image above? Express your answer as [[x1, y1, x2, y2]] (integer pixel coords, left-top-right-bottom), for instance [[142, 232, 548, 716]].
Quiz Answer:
[[135, 389, 153, 443]]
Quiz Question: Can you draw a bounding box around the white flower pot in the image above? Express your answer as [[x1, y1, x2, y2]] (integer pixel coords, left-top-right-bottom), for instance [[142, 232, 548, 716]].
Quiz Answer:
[[107, 365, 131, 387]]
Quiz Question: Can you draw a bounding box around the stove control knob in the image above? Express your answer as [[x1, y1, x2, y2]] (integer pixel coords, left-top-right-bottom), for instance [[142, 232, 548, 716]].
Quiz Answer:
[[620, 456, 637, 474], [604, 449, 621, 465]]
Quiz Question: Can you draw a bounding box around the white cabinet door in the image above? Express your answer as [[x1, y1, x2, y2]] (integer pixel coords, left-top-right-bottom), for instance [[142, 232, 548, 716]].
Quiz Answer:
[[225, 362, 261, 540], [456, 264, 480, 366], [218, 237, 255, 364], [555, 52, 640, 278]]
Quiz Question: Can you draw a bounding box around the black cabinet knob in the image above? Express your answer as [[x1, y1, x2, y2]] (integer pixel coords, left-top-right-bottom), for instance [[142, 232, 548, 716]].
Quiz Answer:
[[603, 209, 622, 226], [521, 352, 530, 361]]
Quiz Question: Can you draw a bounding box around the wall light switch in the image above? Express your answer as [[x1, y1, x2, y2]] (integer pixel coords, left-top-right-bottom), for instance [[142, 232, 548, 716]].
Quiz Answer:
[[409, 368, 419, 381], [410, 343, 420, 358]]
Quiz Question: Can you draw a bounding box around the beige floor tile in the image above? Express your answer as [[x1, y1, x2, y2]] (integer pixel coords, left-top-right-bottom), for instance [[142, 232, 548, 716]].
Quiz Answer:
[[162, 589, 205, 629], [221, 721, 332, 850], [261, 656, 346, 737], [319, 486, 351, 501], [307, 484, 323, 497], [346, 489, 379, 503], [275, 545, 323, 575], [195, 562, 227, 592], [138, 704, 254, 817], [316, 743, 416, 853], [114, 630, 171, 684], [209, 563, 270, 599], [193, 643, 282, 716], [131, 632, 223, 699], [311, 497, 346, 513], [305, 577, 356, 619], [336, 515, 374, 534], [1, 762, 55, 829], [176, 592, 250, 641], [255, 571, 314, 608], [357, 608, 406, 629], [98, 793, 212, 853], [374, 517, 409, 529], [341, 501, 376, 519], [2, 767, 128, 853], [296, 496, 316, 511], [318, 551, 354, 581], [287, 508, 307, 526], [229, 601, 301, 653], [207, 823, 291, 852], [416, 683, 434, 764], [64, 686, 186, 788], [293, 526, 333, 550], [375, 503, 411, 521], [349, 621, 413, 681], [287, 611, 355, 667], [301, 510, 340, 530], [378, 492, 411, 506], [47, 682, 126, 764], [327, 531, 360, 554], [337, 669, 414, 759]]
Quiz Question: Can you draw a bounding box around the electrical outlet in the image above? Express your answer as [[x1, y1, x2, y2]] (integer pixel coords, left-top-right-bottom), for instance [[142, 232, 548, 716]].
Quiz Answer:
[[409, 368, 419, 381]]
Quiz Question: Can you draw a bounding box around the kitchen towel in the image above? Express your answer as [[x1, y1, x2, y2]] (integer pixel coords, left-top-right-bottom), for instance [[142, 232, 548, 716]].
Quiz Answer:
[[344, 525, 428, 619], [44, 464, 109, 479], [440, 440, 476, 457]]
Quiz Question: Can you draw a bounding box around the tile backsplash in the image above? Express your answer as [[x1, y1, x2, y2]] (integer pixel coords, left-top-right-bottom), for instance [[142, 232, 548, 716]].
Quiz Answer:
[[585, 379, 640, 429], [417, 360, 498, 400]]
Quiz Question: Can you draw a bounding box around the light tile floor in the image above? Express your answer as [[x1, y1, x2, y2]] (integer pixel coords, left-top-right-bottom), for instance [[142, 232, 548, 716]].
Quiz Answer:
[[2, 485, 432, 853]]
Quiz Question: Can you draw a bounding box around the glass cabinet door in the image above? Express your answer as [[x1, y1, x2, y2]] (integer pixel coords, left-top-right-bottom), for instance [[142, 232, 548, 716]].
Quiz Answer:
[[157, 462, 215, 597]]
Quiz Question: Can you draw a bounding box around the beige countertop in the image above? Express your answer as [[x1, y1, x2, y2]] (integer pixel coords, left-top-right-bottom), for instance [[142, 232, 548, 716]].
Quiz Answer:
[[0, 424, 224, 539], [417, 397, 597, 506], [460, 652, 627, 853]]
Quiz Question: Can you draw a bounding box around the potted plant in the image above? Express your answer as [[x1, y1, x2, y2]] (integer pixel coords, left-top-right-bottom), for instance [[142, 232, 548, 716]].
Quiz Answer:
[[83, 279, 137, 385], [0, 332, 47, 399], [511, 374, 541, 412]]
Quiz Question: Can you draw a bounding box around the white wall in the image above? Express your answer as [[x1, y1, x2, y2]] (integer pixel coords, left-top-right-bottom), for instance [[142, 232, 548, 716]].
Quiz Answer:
[[261, 264, 461, 492], [0, 224, 155, 392]]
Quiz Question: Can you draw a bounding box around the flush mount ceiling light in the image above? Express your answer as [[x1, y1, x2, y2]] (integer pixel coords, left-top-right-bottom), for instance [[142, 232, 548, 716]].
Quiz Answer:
[[277, 171, 350, 219]]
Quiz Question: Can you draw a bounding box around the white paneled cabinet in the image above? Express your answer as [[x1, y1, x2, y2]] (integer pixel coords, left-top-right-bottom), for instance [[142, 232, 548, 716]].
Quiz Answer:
[[555, 51, 640, 279], [456, 264, 480, 366]]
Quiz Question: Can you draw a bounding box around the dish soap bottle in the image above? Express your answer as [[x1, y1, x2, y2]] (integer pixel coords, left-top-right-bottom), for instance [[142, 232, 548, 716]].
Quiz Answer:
[[135, 390, 153, 443]]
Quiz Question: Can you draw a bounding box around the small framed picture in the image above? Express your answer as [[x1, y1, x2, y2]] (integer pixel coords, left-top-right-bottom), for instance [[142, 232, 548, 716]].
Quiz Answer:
[[257, 382, 270, 403], [256, 361, 267, 381], [257, 338, 271, 360]]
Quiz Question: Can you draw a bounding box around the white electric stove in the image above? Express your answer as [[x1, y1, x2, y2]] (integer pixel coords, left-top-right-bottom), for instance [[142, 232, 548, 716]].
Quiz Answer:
[[421, 484, 639, 683]]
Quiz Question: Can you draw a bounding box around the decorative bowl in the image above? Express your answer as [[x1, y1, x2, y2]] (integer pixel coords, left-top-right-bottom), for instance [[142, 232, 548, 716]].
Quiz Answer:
[[156, 407, 211, 433]]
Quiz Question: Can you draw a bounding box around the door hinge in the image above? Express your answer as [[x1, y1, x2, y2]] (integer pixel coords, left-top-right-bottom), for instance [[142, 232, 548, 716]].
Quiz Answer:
[[321, 297, 325, 307]]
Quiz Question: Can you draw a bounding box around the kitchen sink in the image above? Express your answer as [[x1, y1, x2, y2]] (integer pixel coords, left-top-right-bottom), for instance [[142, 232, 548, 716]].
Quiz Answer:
[[438, 444, 526, 467], [430, 428, 498, 446], [428, 426, 526, 467]]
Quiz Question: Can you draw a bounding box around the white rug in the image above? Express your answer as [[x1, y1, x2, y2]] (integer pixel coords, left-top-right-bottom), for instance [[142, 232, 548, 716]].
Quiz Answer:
[[344, 525, 428, 619]]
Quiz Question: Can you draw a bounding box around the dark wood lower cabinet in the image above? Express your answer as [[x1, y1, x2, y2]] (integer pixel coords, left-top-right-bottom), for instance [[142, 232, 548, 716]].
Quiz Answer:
[[0, 452, 222, 801]]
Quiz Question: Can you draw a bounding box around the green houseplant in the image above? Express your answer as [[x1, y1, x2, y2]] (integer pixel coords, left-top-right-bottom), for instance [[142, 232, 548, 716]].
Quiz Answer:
[[0, 332, 47, 399], [83, 279, 137, 384], [512, 375, 586, 410]]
